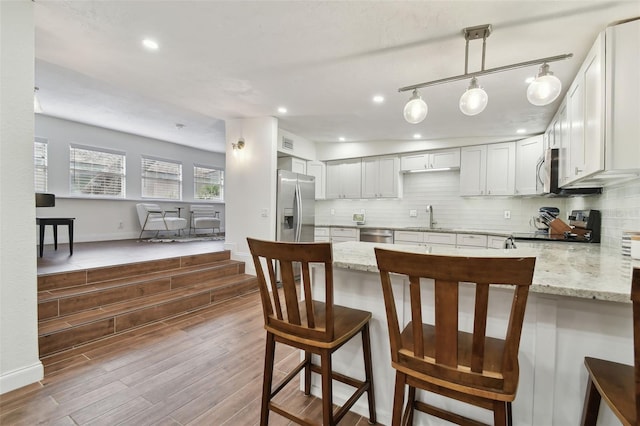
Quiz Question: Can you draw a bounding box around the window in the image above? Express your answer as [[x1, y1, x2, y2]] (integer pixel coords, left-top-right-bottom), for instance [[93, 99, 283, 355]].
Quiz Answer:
[[34, 137, 48, 192], [194, 165, 224, 201], [70, 145, 126, 197], [142, 156, 182, 200]]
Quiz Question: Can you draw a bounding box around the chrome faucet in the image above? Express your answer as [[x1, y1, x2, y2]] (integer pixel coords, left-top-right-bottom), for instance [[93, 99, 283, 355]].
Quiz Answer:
[[426, 205, 436, 229]]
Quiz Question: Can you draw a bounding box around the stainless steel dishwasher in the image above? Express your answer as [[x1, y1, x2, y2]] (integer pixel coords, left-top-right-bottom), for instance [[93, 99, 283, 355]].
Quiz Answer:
[[359, 228, 394, 244]]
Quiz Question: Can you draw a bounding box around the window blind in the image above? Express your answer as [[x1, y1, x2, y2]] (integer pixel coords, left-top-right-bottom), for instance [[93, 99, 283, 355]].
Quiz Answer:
[[141, 157, 182, 200], [194, 165, 224, 200], [34, 139, 48, 192], [69, 146, 125, 197]]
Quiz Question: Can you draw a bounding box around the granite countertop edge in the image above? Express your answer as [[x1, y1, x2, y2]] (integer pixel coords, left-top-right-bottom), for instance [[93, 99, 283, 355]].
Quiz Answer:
[[316, 224, 512, 237], [329, 241, 639, 304]]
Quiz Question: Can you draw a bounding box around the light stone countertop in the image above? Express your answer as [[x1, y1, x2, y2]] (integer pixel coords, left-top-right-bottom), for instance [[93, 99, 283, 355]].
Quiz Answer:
[[331, 241, 640, 303], [315, 224, 512, 237]]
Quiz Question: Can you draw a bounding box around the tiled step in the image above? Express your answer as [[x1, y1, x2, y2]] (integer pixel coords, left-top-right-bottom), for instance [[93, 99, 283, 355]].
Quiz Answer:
[[37, 251, 258, 357], [38, 260, 245, 320]]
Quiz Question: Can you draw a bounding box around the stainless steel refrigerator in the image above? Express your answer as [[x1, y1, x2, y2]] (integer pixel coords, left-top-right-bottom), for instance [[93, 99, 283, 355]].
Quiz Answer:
[[276, 170, 315, 244]]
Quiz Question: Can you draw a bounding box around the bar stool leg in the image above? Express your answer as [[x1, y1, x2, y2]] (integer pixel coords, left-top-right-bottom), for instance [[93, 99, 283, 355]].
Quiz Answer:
[[53, 225, 58, 251], [39, 224, 45, 257], [580, 377, 601, 426], [392, 372, 406, 426], [362, 323, 377, 423], [320, 349, 334, 425], [260, 333, 276, 426], [68, 220, 74, 255]]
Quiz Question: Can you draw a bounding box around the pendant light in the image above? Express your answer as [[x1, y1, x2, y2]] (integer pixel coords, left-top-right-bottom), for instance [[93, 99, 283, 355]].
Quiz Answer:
[[399, 24, 572, 121], [527, 63, 562, 106], [459, 77, 488, 116], [403, 89, 428, 124]]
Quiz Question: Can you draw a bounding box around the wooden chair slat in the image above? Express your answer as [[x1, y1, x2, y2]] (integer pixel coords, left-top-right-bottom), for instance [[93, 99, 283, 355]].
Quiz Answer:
[[409, 276, 424, 358], [265, 258, 283, 320], [434, 279, 459, 368], [280, 260, 301, 325], [301, 261, 315, 328], [471, 283, 490, 373]]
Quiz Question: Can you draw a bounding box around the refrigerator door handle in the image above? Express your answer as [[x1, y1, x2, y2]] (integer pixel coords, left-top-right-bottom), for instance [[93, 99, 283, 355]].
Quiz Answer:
[[294, 183, 302, 242]]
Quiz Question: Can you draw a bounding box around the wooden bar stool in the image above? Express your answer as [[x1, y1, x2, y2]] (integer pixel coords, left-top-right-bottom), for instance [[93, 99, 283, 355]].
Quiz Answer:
[[374, 248, 536, 426], [247, 238, 376, 425], [581, 267, 640, 426]]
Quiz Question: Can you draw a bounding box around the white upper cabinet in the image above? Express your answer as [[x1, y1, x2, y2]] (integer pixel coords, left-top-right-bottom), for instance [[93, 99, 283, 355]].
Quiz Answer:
[[486, 142, 516, 196], [515, 135, 544, 196], [325, 158, 362, 199], [459, 145, 487, 196], [554, 18, 639, 188], [400, 148, 460, 172], [361, 155, 400, 198], [277, 156, 307, 174], [306, 161, 326, 200], [460, 143, 516, 196]]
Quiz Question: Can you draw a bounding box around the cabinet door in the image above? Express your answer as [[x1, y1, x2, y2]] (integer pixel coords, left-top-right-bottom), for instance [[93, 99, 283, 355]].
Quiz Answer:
[[400, 153, 428, 171], [582, 33, 605, 178], [306, 161, 325, 200], [340, 159, 362, 199], [430, 148, 461, 169], [460, 145, 487, 196], [557, 102, 570, 186], [325, 161, 342, 199], [456, 234, 488, 248], [376, 156, 399, 197], [291, 158, 306, 174], [486, 142, 515, 196], [361, 157, 379, 198], [568, 78, 585, 183], [515, 135, 543, 195]]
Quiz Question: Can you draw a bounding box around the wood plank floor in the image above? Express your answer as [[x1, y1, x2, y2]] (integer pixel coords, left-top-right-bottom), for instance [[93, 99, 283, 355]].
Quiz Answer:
[[3, 240, 380, 425]]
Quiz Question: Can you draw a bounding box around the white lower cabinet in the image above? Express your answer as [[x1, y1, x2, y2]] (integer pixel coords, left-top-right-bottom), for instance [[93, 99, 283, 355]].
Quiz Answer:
[[487, 235, 508, 249], [393, 231, 423, 245], [394, 231, 456, 247], [456, 234, 488, 248], [330, 227, 359, 243], [314, 227, 330, 242]]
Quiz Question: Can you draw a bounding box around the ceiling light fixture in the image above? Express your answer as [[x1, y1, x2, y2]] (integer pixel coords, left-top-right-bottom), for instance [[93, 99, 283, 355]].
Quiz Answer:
[[403, 89, 428, 124], [338, 137, 346, 142], [34, 87, 43, 113], [413, 133, 422, 139], [399, 24, 572, 123], [516, 128, 527, 134], [526, 63, 563, 106], [373, 95, 385, 104], [277, 107, 287, 114], [142, 38, 159, 50]]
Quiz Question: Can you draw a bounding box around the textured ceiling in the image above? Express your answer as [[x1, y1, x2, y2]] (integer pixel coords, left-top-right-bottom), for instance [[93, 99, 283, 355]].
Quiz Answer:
[[34, 1, 640, 153]]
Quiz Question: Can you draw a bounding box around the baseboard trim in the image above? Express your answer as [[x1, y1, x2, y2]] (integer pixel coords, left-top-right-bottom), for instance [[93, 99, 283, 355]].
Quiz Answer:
[[0, 361, 44, 395]]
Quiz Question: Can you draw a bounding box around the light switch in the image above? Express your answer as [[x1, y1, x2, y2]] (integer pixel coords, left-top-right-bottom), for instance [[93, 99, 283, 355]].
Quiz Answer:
[[260, 208, 268, 217], [504, 210, 511, 219]]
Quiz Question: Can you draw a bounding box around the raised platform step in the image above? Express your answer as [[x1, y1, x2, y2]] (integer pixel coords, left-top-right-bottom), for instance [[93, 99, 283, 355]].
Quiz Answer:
[[37, 251, 257, 357]]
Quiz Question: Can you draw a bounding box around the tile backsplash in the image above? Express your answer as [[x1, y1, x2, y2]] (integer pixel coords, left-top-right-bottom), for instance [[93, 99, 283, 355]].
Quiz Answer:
[[316, 171, 640, 249]]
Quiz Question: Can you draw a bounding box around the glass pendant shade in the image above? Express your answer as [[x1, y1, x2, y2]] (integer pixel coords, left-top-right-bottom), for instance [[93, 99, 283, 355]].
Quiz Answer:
[[527, 63, 562, 106], [459, 77, 488, 116], [403, 89, 428, 124]]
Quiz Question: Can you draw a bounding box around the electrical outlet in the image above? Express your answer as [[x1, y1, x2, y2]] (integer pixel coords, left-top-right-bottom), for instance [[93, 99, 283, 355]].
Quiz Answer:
[[118, 221, 124, 229], [330, 209, 335, 215], [504, 210, 511, 219], [409, 209, 417, 217], [260, 208, 268, 217]]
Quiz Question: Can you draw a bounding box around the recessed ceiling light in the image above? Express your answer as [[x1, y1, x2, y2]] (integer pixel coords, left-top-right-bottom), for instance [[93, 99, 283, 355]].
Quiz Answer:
[[525, 77, 535, 84], [338, 137, 346, 142], [373, 95, 384, 104], [516, 128, 527, 134], [413, 133, 421, 139], [142, 38, 159, 50], [277, 107, 287, 114]]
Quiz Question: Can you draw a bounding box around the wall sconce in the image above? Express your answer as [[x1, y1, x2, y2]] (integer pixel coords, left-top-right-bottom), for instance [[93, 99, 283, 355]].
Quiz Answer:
[[232, 137, 245, 151]]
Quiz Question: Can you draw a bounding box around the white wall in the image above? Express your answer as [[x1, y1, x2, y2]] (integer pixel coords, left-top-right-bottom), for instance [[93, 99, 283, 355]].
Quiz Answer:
[[0, 1, 44, 394], [225, 118, 278, 274], [277, 128, 317, 160], [35, 115, 225, 242]]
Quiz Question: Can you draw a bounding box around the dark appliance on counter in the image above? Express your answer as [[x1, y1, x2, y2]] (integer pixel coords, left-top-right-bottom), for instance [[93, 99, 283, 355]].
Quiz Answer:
[[531, 206, 560, 233], [513, 209, 601, 243], [536, 148, 602, 196]]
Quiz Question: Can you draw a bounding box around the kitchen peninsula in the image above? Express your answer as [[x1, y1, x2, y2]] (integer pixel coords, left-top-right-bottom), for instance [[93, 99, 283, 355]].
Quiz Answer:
[[309, 241, 639, 425]]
